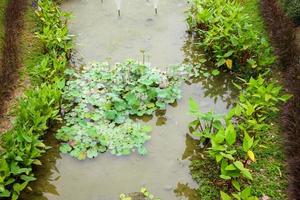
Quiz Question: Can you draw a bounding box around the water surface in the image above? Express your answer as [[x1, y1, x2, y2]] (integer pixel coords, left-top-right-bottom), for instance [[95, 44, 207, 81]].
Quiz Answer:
[[21, 0, 231, 199]]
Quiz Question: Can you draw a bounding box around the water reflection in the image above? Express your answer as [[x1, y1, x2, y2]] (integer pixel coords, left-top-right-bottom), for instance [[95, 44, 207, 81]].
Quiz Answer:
[[131, 109, 168, 126], [182, 36, 238, 108], [20, 127, 61, 200], [174, 183, 199, 200], [181, 134, 200, 161], [173, 134, 201, 200]]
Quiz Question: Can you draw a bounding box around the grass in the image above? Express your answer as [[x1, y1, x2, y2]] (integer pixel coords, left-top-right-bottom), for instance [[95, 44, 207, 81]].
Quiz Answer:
[[251, 125, 287, 199], [20, 2, 43, 80], [0, 1, 43, 131], [189, 0, 288, 199], [190, 124, 287, 199], [239, 0, 265, 32], [239, 3, 288, 197], [0, 0, 8, 56], [190, 156, 220, 200]]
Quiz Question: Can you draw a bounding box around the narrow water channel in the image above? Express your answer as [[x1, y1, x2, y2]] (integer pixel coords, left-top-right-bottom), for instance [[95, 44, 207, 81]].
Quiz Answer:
[[21, 0, 231, 199]]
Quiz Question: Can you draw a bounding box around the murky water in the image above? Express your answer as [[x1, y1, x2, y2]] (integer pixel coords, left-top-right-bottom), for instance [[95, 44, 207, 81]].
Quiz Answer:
[[63, 0, 186, 68], [21, 0, 232, 199]]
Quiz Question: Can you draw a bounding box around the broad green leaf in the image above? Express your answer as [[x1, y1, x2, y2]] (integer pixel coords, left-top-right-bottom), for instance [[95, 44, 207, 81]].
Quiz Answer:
[[225, 123, 236, 145], [242, 132, 253, 152], [220, 174, 231, 180], [189, 98, 200, 115], [216, 154, 223, 162], [212, 69, 220, 76], [0, 188, 10, 197], [233, 161, 245, 171], [220, 191, 232, 200], [20, 175, 36, 182], [241, 168, 253, 180], [241, 187, 251, 198], [214, 129, 225, 144], [32, 160, 42, 165], [87, 149, 98, 159], [225, 164, 237, 171], [232, 180, 241, 191], [59, 143, 72, 153]]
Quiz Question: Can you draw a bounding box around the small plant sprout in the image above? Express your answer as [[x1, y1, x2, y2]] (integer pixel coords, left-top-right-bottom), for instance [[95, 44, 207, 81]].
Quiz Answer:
[[154, 0, 159, 14], [140, 49, 146, 64], [115, 0, 121, 16]]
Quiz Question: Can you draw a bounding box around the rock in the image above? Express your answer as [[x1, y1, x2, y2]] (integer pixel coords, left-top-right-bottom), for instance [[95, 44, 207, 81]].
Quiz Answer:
[[261, 195, 270, 200]]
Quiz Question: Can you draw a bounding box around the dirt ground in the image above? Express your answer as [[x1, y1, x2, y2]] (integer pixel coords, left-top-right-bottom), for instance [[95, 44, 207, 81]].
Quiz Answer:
[[0, 0, 28, 133], [296, 27, 300, 51]]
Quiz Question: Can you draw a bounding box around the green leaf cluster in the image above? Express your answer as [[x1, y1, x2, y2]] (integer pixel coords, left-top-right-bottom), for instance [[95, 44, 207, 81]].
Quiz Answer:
[[186, 0, 275, 75], [0, 84, 62, 199], [189, 75, 290, 199], [35, 0, 73, 53], [56, 60, 184, 159], [281, 0, 300, 23]]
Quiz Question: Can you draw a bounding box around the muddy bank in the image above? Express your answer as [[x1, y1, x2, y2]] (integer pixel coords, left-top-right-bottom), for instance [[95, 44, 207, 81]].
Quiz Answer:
[[260, 0, 300, 198], [0, 0, 27, 119], [296, 27, 300, 52]]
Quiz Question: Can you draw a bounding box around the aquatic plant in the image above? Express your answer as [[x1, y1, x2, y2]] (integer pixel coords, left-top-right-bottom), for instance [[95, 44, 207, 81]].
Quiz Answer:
[[56, 60, 186, 159]]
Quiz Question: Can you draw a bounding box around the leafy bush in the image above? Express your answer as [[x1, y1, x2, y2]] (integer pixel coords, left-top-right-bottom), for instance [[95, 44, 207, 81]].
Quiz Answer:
[[186, 0, 275, 75], [0, 83, 62, 199], [35, 0, 72, 53], [28, 51, 67, 85], [56, 60, 183, 159], [0, 0, 72, 199], [188, 75, 290, 199], [281, 0, 300, 24]]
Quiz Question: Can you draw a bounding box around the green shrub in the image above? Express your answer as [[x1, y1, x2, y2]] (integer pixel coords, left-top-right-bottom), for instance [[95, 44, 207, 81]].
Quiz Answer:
[[281, 0, 300, 23], [35, 0, 72, 53], [0, 0, 71, 199], [186, 0, 275, 75], [188, 75, 290, 199], [29, 51, 67, 85], [0, 83, 62, 199]]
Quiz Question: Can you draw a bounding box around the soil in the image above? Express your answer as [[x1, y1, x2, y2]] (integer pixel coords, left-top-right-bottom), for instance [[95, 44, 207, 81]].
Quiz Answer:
[[296, 27, 300, 51], [0, 0, 28, 133]]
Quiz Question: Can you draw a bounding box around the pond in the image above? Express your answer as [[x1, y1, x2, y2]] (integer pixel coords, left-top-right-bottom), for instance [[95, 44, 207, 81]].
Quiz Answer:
[[21, 0, 231, 199]]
